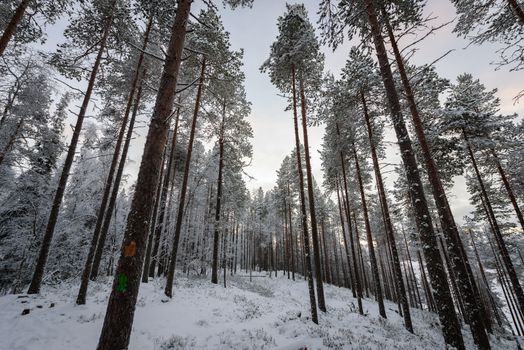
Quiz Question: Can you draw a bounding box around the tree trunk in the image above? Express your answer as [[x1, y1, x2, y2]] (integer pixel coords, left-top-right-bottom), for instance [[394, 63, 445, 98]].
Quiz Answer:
[[361, 93, 412, 330], [298, 74, 326, 312], [149, 105, 181, 277], [363, 1, 464, 348], [287, 182, 296, 281], [76, 17, 152, 305], [491, 149, 524, 233], [90, 66, 146, 280], [164, 57, 206, 297], [146, 136, 170, 277], [382, 13, 489, 347], [352, 144, 386, 318], [0, 0, 30, 57], [212, 108, 226, 284], [27, 1, 116, 294], [417, 250, 436, 312], [464, 129, 524, 318], [488, 235, 524, 335], [96, 1, 192, 348], [320, 219, 331, 285], [292, 64, 318, 324], [223, 219, 228, 288], [507, 0, 524, 25], [469, 231, 502, 327], [142, 154, 166, 283], [354, 213, 370, 298], [401, 229, 423, 310], [335, 181, 354, 293], [0, 118, 23, 167], [341, 170, 363, 314], [283, 198, 290, 279]]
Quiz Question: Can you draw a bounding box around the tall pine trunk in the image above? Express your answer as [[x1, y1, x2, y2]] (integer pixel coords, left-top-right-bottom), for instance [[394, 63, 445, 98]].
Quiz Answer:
[[352, 143, 386, 318], [363, 1, 464, 348], [361, 92, 412, 331], [142, 151, 167, 283], [469, 231, 502, 327], [491, 149, 524, 233], [335, 181, 354, 293], [0, 118, 23, 167], [287, 182, 296, 281], [164, 58, 206, 297], [341, 164, 363, 314], [464, 129, 524, 317], [298, 74, 326, 313], [383, 14, 490, 347], [76, 18, 152, 305], [96, 1, 192, 348], [292, 64, 318, 324], [212, 109, 226, 284], [90, 66, 147, 281], [508, 0, 524, 24], [27, 1, 117, 294], [0, 0, 30, 57], [149, 105, 181, 277]]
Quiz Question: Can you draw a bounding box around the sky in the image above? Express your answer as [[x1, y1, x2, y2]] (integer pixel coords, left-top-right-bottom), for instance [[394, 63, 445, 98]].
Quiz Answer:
[[37, 0, 523, 223]]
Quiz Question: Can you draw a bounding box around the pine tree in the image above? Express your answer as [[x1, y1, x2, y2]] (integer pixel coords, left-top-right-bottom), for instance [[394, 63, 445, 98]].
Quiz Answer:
[[261, 3, 327, 321], [27, 0, 119, 294], [442, 73, 524, 320], [319, 1, 465, 347]]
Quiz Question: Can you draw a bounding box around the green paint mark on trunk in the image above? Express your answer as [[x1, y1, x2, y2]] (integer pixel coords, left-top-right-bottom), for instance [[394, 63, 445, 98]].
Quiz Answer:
[[117, 274, 127, 292]]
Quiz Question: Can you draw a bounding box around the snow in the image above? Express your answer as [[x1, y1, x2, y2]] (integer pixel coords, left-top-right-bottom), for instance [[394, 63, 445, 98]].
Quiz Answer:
[[0, 273, 520, 349]]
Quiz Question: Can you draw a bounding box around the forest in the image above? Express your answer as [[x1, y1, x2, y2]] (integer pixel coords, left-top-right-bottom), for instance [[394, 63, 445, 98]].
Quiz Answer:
[[0, 0, 524, 349]]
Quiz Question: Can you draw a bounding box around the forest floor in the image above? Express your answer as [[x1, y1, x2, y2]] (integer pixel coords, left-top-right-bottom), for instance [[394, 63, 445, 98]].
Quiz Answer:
[[0, 272, 521, 349]]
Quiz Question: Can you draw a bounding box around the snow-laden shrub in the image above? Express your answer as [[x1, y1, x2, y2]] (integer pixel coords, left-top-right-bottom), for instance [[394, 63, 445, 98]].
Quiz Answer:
[[159, 335, 196, 350]]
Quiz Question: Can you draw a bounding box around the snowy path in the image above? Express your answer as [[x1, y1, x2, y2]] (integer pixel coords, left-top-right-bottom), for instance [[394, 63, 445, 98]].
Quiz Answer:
[[0, 273, 520, 349]]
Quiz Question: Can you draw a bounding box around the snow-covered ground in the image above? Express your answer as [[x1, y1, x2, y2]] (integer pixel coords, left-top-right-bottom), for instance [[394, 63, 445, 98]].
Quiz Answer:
[[0, 272, 520, 349]]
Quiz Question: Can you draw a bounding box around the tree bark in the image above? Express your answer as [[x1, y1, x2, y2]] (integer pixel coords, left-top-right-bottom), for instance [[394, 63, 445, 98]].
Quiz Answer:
[[0, 118, 23, 167], [353, 212, 370, 298], [341, 165, 363, 314], [298, 74, 326, 313], [96, 1, 192, 348], [363, 1, 464, 348], [76, 17, 152, 305], [286, 182, 296, 281], [292, 63, 318, 324], [27, 1, 117, 294], [488, 235, 524, 335], [164, 57, 206, 298], [352, 143, 386, 318], [383, 13, 490, 347], [361, 92, 412, 331], [149, 105, 181, 277], [469, 231, 502, 327], [0, 0, 30, 57], [507, 0, 524, 25], [212, 107, 226, 284], [90, 66, 146, 280], [491, 149, 524, 233], [464, 129, 524, 318], [142, 151, 166, 283], [335, 181, 354, 293]]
